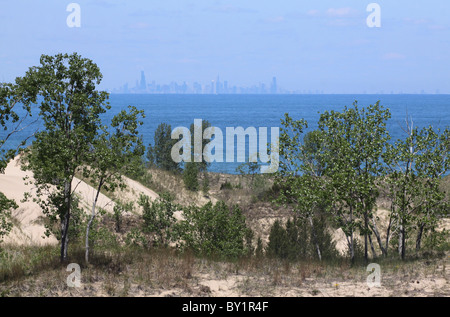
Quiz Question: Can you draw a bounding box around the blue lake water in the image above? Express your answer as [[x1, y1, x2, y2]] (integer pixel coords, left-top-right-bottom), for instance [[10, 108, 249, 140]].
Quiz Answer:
[[2, 94, 449, 174]]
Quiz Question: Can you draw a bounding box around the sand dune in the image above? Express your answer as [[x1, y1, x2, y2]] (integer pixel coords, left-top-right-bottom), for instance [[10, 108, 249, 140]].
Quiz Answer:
[[0, 156, 160, 246]]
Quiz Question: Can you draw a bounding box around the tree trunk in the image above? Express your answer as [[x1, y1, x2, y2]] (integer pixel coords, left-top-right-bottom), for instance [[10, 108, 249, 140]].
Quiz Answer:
[[416, 223, 425, 252], [60, 180, 72, 262], [85, 179, 103, 264], [384, 208, 394, 257], [308, 215, 322, 261], [401, 226, 406, 260], [350, 233, 355, 264], [368, 232, 376, 258], [349, 206, 355, 264], [371, 218, 387, 257], [364, 214, 369, 262], [399, 220, 406, 260]]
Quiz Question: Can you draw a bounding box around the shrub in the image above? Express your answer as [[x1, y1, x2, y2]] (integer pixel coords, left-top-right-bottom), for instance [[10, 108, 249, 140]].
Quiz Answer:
[[255, 237, 264, 258], [179, 201, 250, 259], [125, 228, 148, 248], [266, 215, 338, 261], [0, 192, 17, 243], [147, 122, 181, 172], [183, 162, 199, 191], [266, 220, 289, 259], [422, 229, 450, 252], [113, 200, 134, 233], [201, 173, 210, 195], [220, 181, 233, 190], [139, 193, 177, 247]]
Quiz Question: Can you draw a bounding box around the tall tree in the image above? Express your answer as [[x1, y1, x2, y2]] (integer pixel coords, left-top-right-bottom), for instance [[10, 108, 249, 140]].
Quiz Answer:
[[0, 81, 37, 240], [0, 82, 37, 171], [317, 102, 391, 262], [384, 119, 449, 259], [20, 53, 110, 262], [189, 119, 212, 172], [147, 122, 181, 172], [0, 192, 17, 243], [276, 115, 327, 261], [84, 106, 145, 263]]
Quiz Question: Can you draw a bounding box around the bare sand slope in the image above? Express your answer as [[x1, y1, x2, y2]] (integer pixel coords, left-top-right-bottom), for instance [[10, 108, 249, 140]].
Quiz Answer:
[[72, 177, 116, 214], [0, 157, 161, 246], [0, 157, 56, 245], [115, 176, 159, 208]]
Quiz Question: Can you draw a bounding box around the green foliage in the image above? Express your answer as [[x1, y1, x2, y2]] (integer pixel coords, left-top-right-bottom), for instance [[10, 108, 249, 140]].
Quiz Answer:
[[147, 122, 181, 172], [183, 162, 199, 191], [277, 101, 449, 261], [113, 200, 133, 233], [201, 173, 210, 195], [84, 105, 145, 191], [245, 228, 255, 256], [236, 161, 260, 180], [422, 229, 450, 252], [139, 193, 178, 247], [179, 201, 250, 259], [0, 81, 36, 173], [220, 181, 233, 190], [125, 228, 148, 248], [236, 161, 269, 191], [39, 192, 85, 242], [266, 220, 289, 259], [317, 101, 392, 260], [82, 106, 145, 263], [67, 195, 88, 244], [277, 102, 394, 262], [189, 120, 212, 173], [85, 221, 119, 252], [17, 53, 111, 261], [384, 122, 449, 259], [0, 192, 17, 242], [266, 216, 338, 261], [255, 237, 264, 258]]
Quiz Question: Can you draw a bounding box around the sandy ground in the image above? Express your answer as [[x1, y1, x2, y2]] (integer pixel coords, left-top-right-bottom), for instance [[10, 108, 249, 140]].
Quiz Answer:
[[0, 156, 160, 246]]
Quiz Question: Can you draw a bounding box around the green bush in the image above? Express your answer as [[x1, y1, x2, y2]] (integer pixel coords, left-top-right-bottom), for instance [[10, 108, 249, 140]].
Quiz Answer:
[[220, 181, 233, 190], [423, 229, 450, 252], [0, 192, 17, 242], [183, 162, 199, 191], [139, 193, 177, 247], [179, 201, 250, 259], [266, 220, 289, 259], [201, 173, 210, 195], [266, 215, 338, 261], [125, 228, 148, 248], [147, 122, 181, 172], [255, 237, 264, 258]]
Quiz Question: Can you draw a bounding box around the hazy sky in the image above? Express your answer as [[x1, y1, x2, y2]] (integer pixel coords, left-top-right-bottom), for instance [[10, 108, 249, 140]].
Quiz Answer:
[[1, 0, 449, 93]]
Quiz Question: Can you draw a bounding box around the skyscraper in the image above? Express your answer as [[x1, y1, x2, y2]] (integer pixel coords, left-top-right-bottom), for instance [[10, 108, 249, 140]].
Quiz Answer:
[[270, 77, 277, 94], [140, 71, 147, 92]]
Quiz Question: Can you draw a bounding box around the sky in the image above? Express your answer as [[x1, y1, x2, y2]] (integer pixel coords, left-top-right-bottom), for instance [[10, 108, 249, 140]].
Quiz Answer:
[[0, 0, 449, 93]]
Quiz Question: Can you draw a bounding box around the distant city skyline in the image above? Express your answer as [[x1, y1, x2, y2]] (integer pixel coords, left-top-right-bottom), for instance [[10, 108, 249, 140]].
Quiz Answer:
[[113, 72, 284, 94], [111, 71, 442, 95], [1, 1, 450, 94]]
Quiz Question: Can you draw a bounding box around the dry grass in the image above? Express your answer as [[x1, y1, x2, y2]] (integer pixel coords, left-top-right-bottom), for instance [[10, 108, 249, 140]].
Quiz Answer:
[[1, 243, 448, 297]]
